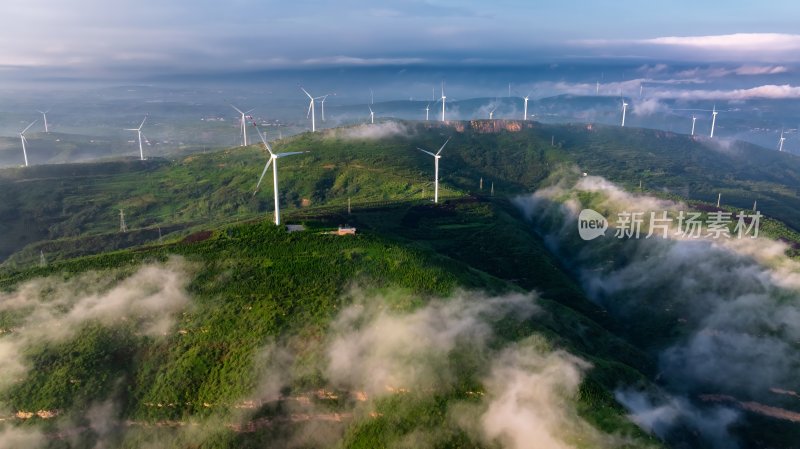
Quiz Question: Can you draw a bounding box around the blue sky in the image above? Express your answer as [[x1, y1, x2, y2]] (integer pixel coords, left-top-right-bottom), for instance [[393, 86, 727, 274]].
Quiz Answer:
[[2, 0, 799, 77]]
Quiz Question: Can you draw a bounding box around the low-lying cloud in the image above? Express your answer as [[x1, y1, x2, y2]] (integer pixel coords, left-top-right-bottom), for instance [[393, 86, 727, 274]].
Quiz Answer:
[[331, 121, 411, 140], [515, 174, 800, 447], [247, 289, 639, 448], [0, 257, 193, 390]]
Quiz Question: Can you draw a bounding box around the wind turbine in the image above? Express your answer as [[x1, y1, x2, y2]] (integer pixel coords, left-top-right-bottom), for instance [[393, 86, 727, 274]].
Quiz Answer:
[[691, 115, 697, 136], [368, 106, 375, 124], [489, 102, 498, 120], [417, 138, 450, 204], [318, 94, 334, 122], [253, 128, 308, 226], [779, 129, 786, 152], [523, 92, 531, 120], [301, 88, 317, 132], [125, 116, 147, 160], [710, 105, 718, 138], [230, 105, 254, 146], [37, 110, 50, 133], [621, 99, 628, 127], [18, 119, 37, 167], [424, 104, 430, 121], [440, 82, 447, 122]]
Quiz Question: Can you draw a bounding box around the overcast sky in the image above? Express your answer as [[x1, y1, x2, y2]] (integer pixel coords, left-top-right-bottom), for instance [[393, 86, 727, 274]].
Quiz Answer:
[[2, 0, 799, 78]]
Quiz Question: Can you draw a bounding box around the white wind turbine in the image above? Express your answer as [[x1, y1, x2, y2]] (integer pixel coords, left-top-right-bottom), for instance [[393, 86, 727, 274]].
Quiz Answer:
[[125, 116, 148, 160], [523, 92, 531, 120], [318, 94, 334, 122], [230, 105, 254, 146], [691, 115, 697, 136], [779, 129, 786, 152], [620, 99, 628, 127], [417, 137, 450, 204], [19, 119, 38, 167], [301, 88, 317, 132], [440, 82, 447, 122], [253, 129, 308, 226], [710, 105, 718, 138], [37, 110, 50, 133], [368, 106, 375, 124]]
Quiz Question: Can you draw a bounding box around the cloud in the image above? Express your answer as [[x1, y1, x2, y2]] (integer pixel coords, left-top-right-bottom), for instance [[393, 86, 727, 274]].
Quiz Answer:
[[574, 33, 800, 62], [0, 257, 193, 390], [477, 345, 623, 449], [0, 425, 45, 449], [675, 65, 788, 78], [325, 291, 539, 396], [515, 173, 800, 446], [615, 389, 739, 449], [300, 56, 426, 67], [632, 98, 667, 116], [641, 33, 800, 52], [245, 288, 638, 448], [649, 84, 800, 100], [331, 121, 412, 140]]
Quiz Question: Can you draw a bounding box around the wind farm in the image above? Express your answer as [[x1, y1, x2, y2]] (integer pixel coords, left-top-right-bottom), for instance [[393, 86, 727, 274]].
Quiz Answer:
[[1, 3, 800, 449]]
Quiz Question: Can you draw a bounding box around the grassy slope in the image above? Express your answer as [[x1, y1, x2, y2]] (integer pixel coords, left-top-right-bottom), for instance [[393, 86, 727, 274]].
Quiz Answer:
[[4, 120, 800, 447], [0, 205, 658, 448], [7, 119, 800, 266]]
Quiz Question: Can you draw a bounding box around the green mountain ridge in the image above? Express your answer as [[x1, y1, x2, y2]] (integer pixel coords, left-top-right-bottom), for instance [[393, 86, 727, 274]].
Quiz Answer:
[[2, 120, 800, 448]]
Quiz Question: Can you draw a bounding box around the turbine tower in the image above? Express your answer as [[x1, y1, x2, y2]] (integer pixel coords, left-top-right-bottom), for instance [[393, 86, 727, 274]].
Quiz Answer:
[[523, 93, 531, 120], [489, 102, 498, 120], [301, 88, 316, 132], [710, 105, 718, 138], [318, 94, 333, 122], [37, 110, 50, 133], [417, 137, 450, 204], [124, 116, 147, 160], [621, 99, 628, 127], [230, 105, 254, 146], [369, 106, 375, 124], [779, 129, 786, 152], [253, 129, 308, 225], [424, 104, 430, 121], [691, 116, 697, 136], [440, 82, 446, 122], [18, 119, 38, 167]]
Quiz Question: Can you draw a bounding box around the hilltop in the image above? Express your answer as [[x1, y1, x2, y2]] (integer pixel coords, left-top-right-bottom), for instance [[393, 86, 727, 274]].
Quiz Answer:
[[2, 120, 800, 447], [3, 119, 800, 267]]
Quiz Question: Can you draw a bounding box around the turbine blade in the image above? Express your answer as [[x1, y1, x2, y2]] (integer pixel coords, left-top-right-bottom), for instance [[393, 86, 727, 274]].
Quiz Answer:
[[417, 148, 436, 157], [436, 137, 450, 155], [139, 116, 147, 129], [245, 108, 255, 114], [300, 87, 313, 99], [307, 100, 313, 118], [230, 104, 244, 114], [21, 119, 38, 134], [253, 158, 273, 195], [276, 151, 308, 158], [255, 126, 274, 155]]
